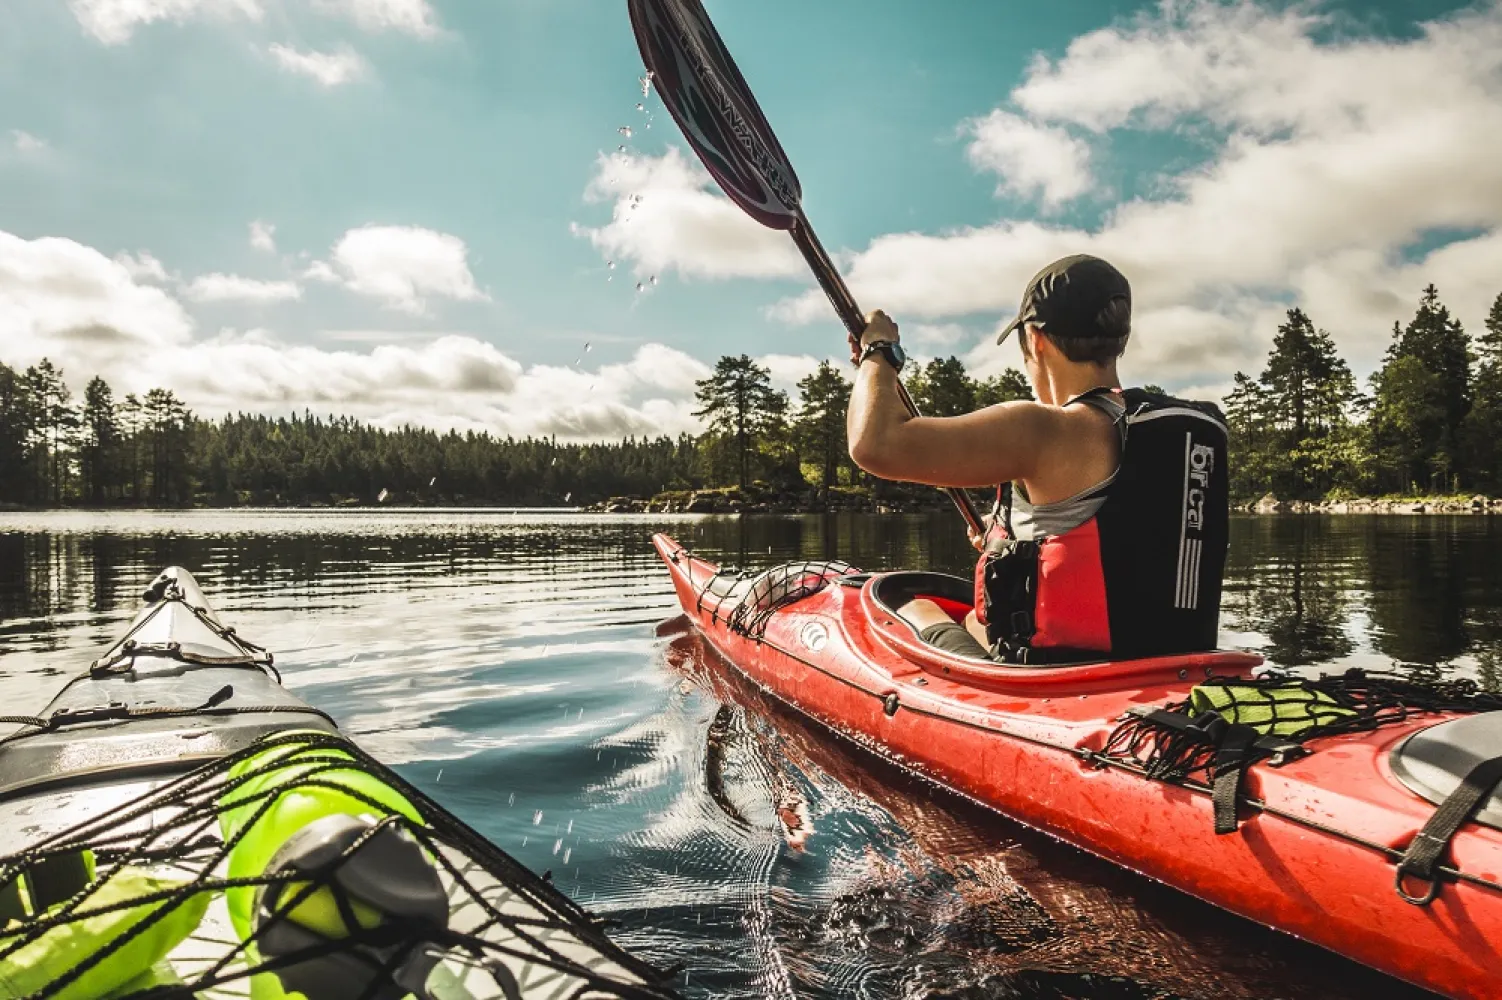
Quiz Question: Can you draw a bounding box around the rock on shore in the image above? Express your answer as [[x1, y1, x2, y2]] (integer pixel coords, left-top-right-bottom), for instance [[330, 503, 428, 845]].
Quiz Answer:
[[1242, 494, 1499, 514], [582, 482, 950, 514]]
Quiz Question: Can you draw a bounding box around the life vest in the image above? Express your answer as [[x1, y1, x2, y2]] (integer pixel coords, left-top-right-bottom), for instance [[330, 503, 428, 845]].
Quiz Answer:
[[973, 388, 1229, 664]]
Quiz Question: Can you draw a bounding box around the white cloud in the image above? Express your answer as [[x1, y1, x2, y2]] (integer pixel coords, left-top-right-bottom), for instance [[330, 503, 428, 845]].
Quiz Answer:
[[909, 323, 969, 349], [963, 110, 1093, 207], [151, 337, 715, 440], [268, 44, 367, 87], [10, 131, 47, 154], [574, 149, 803, 280], [248, 220, 276, 253], [114, 251, 169, 283], [758, 353, 822, 393], [773, 0, 1502, 392], [323, 225, 487, 314], [301, 259, 339, 283], [68, 0, 262, 45], [0, 232, 193, 376], [0, 227, 714, 441], [313, 0, 439, 38], [184, 273, 302, 303]]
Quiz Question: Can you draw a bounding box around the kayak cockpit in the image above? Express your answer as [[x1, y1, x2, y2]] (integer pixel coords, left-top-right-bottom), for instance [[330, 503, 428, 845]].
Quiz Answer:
[[858, 570, 1262, 691]]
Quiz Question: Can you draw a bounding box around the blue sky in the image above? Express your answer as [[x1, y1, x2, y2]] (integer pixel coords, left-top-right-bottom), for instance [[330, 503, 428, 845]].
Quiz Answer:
[[2, 0, 1499, 438]]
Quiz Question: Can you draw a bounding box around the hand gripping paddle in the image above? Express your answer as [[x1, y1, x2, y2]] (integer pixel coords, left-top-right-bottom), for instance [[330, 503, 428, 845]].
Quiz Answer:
[[627, 0, 984, 535]]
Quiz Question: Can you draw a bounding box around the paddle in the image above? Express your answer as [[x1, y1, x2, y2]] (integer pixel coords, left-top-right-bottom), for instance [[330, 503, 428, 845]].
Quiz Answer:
[[626, 0, 985, 536]]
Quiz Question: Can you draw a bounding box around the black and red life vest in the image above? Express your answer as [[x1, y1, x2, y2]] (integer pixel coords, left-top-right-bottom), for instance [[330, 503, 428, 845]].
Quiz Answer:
[[973, 388, 1229, 664]]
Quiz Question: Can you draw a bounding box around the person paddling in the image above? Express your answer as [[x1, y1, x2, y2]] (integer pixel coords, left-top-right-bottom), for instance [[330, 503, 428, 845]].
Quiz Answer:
[[846, 254, 1229, 664]]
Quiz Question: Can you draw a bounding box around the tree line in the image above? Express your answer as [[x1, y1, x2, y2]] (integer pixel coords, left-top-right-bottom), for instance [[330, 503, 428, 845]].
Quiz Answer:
[[2, 283, 1497, 508], [1227, 286, 1502, 500], [0, 353, 1028, 508]]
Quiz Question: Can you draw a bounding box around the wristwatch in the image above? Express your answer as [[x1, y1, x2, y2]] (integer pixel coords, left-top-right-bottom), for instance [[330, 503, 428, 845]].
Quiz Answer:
[[859, 339, 907, 373]]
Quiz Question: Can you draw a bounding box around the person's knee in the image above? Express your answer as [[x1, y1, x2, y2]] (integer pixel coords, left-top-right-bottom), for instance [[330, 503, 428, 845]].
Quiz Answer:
[[898, 598, 952, 631]]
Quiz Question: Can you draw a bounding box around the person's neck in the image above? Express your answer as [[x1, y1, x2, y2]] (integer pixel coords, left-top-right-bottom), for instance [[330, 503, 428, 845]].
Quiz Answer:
[[1036, 362, 1119, 406]]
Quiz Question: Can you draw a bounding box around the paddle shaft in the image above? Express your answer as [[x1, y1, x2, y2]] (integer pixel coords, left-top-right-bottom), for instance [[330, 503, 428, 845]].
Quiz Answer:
[[789, 216, 985, 535]]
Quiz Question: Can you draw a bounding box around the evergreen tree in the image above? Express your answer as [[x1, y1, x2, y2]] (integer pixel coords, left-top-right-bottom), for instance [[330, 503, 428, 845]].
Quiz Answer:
[[1369, 353, 1446, 493], [1461, 291, 1502, 493], [692, 355, 785, 489], [1222, 311, 1361, 500], [1263, 309, 1360, 497], [1370, 286, 1470, 492], [906, 356, 975, 417], [975, 369, 1032, 406], [1224, 371, 1277, 499], [117, 394, 144, 503], [25, 360, 77, 505], [0, 362, 37, 506], [143, 388, 192, 505], [79, 376, 119, 504], [792, 361, 851, 494]]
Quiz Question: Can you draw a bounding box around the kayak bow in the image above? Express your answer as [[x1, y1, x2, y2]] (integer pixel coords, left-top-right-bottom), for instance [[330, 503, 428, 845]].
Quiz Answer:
[[0, 566, 677, 1000], [654, 533, 1502, 1000]]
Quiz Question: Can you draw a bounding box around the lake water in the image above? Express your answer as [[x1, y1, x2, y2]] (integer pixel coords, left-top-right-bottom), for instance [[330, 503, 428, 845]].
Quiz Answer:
[[3, 510, 1498, 999]]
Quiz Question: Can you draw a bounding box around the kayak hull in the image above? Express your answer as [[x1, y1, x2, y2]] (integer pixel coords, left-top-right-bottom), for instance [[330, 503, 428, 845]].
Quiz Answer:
[[654, 533, 1502, 1000]]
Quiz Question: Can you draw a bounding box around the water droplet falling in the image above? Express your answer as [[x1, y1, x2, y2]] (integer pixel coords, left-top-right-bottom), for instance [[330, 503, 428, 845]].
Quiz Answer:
[[618, 125, 632, 138], [640, 71, 654, 97], [617, 144, 626, 153], [377, 488, 389, 502], [564, 492, 572, 503], [584, 342, 592, 351], [607, 261, 615, 269], [635, 102, 644, 112], [635, 281, 644, 292], [650, 275, 658, 285], [429, 476, 436, 486], [533, 810, 544, 826]]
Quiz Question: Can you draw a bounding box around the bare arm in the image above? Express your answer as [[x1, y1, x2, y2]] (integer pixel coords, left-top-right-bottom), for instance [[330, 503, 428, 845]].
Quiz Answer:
[[846, 312, 1057, 489]]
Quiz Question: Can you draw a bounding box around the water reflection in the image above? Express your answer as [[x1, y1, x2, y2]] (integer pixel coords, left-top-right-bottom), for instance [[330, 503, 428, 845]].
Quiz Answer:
[[0, 509, 1491, 998], [1221, 514, 1502, 681]]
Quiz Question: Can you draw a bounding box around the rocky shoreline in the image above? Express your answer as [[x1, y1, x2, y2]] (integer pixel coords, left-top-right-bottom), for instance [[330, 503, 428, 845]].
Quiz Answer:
[[586, 488, 1502, 516], [583, 485, 900, 514], [1244, 494, 1500, 514]]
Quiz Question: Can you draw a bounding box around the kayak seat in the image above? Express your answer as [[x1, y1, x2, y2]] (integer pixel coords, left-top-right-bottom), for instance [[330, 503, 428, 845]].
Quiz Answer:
[[872, 571, 974, 614], [1391, 713, 1502, 832], [872, 572, 996, 661]]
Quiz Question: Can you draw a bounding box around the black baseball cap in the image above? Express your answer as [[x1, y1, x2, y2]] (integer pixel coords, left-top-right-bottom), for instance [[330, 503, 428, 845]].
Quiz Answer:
[[997, 254, 1131, 344]]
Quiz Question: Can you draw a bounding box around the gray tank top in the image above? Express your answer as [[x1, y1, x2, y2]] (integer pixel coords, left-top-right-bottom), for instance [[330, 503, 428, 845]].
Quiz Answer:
[[1004, 390, 1127, 543]]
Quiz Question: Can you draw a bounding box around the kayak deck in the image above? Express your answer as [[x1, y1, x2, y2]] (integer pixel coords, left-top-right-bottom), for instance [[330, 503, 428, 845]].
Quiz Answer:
[[654, 533, 1502, 1000], [0, 567, 676, 1000]]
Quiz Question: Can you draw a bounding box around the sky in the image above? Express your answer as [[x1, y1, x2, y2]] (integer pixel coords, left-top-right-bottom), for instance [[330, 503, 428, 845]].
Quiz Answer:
[[2, 0, 1500, 440]]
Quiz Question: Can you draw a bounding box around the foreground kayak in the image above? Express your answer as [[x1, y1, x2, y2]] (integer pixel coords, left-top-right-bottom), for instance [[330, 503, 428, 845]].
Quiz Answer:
[[0, 566, 676, 1000], [654, 533, 1502, 1000]]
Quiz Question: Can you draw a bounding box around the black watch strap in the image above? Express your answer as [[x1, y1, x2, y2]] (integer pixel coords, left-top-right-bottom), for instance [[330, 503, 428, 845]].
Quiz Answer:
[[860, 340, 904, 373]]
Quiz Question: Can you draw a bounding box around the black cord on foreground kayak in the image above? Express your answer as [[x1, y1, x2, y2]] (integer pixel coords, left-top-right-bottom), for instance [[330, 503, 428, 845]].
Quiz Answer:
[[1103, 669, 1502, 890], [0, 730, 679, 1000]]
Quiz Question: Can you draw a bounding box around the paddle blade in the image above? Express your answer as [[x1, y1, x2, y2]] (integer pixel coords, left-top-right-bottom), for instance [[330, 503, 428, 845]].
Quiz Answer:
[[628, 0, 802, 230]]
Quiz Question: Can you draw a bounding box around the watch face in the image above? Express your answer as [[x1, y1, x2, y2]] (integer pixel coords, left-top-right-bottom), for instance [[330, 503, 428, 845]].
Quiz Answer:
[[888, 342, 907, 368]]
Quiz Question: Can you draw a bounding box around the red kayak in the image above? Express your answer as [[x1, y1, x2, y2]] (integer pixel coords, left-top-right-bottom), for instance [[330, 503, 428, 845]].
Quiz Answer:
[[654, 533, 1502, 999]]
